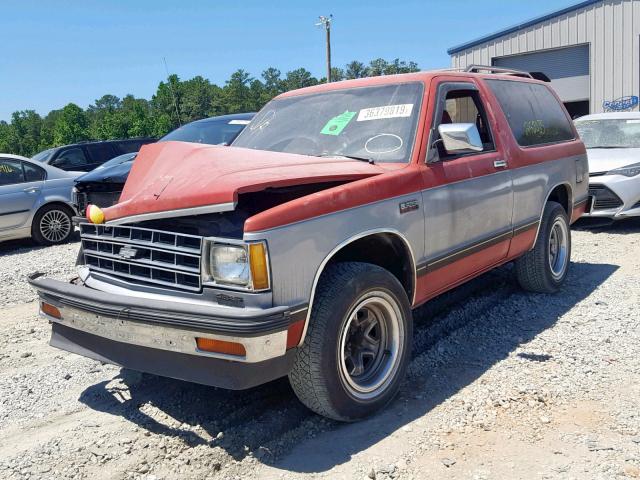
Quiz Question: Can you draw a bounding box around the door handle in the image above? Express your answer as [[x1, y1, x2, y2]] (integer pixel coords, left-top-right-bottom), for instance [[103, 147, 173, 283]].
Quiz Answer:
[[493, 160, 508, 168], [23, 187, 40, 193]]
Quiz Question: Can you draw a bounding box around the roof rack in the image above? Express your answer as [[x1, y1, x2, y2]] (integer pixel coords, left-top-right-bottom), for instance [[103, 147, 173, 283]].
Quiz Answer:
[[465, 65, 534, 79]]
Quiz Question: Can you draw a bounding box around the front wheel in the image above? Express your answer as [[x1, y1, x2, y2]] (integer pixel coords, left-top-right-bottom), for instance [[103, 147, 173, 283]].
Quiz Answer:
[[515, 201, 571, 293], [31, 204, 74, 246], [289, 262, 412, 421]]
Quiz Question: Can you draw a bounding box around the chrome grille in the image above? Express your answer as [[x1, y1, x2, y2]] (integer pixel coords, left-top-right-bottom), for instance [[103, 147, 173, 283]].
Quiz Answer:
[[80, 223, 203, 291]]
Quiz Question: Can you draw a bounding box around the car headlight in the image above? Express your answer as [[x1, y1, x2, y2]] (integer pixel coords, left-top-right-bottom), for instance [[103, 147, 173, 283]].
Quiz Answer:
[[203, 240, 270, 291], [607, 162, 640, 177]]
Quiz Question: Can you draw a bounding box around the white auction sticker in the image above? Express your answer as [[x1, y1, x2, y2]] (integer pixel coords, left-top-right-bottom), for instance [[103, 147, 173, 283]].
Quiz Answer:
[[357, 104, 414, 122], [228, 119, 251, 125]]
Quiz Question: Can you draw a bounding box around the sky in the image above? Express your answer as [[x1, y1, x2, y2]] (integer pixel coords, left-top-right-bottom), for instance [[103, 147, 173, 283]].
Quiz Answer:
[[0, 0, 580, 121]]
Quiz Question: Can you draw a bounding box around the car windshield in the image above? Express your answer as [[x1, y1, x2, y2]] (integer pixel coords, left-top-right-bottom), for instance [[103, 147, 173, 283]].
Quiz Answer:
[[232, 83, 423, 163], [575, 118, 640, 148], [96, 152, 137, 170], [32, 148, 55, 162], [161, 119, 248, 145]]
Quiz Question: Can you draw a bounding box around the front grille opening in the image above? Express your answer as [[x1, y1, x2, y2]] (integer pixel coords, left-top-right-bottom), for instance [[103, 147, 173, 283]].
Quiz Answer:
[[589, 185, 623, 210], [86, 256, 99, 267], [177, 273, 200, 288], [178, 236, 202, 250], [99, 258, 114, 270], [131, 265, 152, 278], [113, 227, 130, 239], [156, 232, 176, 246], [114, 262, 130, 274], [153, 250, 175, 264], [178, 254, 199, 269], [131, 229, 153, 242], [152, 269, 176, 283]]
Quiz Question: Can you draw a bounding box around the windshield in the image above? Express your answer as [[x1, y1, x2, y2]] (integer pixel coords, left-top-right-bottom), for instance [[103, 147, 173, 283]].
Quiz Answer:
[[232, 83, 423, 163], [161, 119, 248, 145], [96, 152, 137, 170], [32, 148, 55, 162], [575, 118, 640, 148]]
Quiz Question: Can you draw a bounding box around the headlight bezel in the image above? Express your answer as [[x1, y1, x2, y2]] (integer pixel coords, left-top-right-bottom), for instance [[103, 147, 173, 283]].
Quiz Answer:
[[201, 237, 271, 292], [607, 161, 640, 177]]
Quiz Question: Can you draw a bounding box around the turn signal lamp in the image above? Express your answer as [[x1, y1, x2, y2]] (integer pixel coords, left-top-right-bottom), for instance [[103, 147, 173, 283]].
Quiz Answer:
[[249, 242, 270, 290], [41, 302, 62, 319], [196, 337, 246, 357]]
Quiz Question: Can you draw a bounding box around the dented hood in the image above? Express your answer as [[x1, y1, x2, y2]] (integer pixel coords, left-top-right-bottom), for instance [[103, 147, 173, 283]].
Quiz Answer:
[[102, 141, 383, 223]]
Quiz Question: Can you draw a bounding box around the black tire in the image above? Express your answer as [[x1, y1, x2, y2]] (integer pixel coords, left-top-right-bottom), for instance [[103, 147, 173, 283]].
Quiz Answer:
[[289, 262, 413, 421], [31, 204, 74, 246], [515, 201, 571, 293]]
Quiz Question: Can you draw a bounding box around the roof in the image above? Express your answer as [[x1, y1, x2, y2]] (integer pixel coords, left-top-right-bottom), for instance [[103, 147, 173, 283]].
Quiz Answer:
[[574, 111, 640, 121], [448, 0, 602, 55], [277, 70, 546, 99]]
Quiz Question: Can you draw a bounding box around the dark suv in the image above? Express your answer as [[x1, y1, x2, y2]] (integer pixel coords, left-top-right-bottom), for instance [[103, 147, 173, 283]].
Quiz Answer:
[[32, 138, 156, 172]]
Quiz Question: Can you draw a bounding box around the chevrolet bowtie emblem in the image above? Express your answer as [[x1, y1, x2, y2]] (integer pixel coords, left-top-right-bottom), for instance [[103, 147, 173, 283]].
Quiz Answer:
[[118, 246, 139, 260]]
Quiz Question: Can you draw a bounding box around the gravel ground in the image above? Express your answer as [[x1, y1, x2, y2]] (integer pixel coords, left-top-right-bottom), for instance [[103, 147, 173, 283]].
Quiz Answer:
[[0, 220, 638, 480]]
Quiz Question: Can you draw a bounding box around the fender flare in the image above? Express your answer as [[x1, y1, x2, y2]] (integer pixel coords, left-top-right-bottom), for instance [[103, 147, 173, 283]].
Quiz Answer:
[[297, 228, 417, 347], [531, 182, 573, 248]]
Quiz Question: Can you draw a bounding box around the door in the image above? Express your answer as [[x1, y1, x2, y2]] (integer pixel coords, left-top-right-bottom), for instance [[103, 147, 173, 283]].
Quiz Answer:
[[0, 158, 44, 232], [417, 79, 513, 299]]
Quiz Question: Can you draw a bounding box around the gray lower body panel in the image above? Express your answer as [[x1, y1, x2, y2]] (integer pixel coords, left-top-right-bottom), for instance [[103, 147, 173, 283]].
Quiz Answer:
[[51, 323, 297, 390]]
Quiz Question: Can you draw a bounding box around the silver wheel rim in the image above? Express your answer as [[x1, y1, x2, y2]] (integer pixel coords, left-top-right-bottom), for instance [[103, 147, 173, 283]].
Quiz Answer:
[[338, 291, 404, 400], [548, 217, 569, 279], [40, 209, 71, 243]]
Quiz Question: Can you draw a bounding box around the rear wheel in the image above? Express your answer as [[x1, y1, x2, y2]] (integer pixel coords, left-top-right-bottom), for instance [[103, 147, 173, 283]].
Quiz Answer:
[[31, 204, 74, 246], [515, 201, 571, 293], [289, 262, 412, 421]]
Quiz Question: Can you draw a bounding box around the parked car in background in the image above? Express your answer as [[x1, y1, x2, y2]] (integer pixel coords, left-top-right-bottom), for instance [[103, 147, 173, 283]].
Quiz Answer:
[[30, 69, 588, 421], [575, 112, 640, 220], [32, 137, 155, 172], [72, 113, 255, 215], [0, 154, 79, 245]]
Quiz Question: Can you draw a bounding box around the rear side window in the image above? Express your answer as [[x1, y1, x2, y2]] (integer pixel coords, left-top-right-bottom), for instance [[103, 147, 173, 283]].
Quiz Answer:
[[53, 147, 89, 170], [86, 144, 116, 164], [486, 80, 575, 146], [23, 162, 46, 182], [114, 140, 147, 154]]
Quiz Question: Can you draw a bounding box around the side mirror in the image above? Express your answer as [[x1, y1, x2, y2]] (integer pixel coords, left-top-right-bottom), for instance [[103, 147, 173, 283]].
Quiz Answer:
[[437, 123, 483, 154]]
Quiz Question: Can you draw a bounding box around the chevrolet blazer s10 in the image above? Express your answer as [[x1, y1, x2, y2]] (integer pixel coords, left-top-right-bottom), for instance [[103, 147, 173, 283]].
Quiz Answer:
[[30, 67, 589, 421]]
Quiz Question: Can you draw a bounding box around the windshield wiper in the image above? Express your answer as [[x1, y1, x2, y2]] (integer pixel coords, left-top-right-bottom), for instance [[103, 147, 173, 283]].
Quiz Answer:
[[318, 154, 375, 164], [588, 146, 623, 149]]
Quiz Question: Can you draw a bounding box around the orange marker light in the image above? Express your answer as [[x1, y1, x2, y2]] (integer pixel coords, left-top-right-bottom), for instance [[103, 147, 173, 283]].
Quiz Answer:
[[249, 242, 269, 290], [196, 337, 246, 357], [41, 302, 61, 319], [86, 204, 105, 224]]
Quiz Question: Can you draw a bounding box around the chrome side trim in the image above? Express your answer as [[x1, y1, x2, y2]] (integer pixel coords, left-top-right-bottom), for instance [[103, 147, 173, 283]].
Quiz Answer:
[[298, 228, 417, 347], [106, 202, 236, 225], [531, 182, 574, 249]]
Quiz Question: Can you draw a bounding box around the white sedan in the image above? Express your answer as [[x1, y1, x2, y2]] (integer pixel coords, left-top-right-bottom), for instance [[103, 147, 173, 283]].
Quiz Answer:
[[575, 112, 640, 220]]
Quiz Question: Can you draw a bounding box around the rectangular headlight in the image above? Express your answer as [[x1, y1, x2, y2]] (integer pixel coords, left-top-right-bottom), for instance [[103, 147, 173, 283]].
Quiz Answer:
[[608, 161, 640, 177], [203, 240, 270, 291]]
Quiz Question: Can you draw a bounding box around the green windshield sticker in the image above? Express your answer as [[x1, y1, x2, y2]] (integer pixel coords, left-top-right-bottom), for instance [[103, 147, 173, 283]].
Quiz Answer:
[[320, 111, 356, 136]]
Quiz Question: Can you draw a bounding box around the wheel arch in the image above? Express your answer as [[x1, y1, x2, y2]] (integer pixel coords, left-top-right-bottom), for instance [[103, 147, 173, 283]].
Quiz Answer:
[[298, 229, 416, 347], [531, 182, 573, 248]]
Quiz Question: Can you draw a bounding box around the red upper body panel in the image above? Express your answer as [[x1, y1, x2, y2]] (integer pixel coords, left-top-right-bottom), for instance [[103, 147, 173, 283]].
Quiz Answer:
[[102, 141, 385, 222]]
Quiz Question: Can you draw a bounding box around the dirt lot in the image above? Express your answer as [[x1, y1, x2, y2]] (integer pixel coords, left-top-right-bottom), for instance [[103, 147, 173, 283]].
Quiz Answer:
[[1, 221, 639, 480]]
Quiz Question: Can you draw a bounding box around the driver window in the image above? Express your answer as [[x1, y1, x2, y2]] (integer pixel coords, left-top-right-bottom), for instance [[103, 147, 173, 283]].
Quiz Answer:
[[437, 89, 495, 157]]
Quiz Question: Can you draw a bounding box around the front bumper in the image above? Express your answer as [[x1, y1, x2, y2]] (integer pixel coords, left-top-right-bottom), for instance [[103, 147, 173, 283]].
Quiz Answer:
[[29, 273, 307, 389], [583, 175, 640, 219]]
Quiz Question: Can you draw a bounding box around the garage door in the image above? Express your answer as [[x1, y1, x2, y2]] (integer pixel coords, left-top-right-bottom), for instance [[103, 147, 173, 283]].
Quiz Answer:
[[493, 45, 589, 103]]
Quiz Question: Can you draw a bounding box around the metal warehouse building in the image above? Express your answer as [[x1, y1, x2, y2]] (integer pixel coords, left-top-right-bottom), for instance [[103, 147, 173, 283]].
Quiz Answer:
[[449, 0, 640, 117]]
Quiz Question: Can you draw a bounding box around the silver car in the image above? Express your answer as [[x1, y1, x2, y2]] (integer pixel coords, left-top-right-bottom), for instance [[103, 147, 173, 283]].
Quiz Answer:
[[0, 154, 79, 245], [575, 112, 640, 219]]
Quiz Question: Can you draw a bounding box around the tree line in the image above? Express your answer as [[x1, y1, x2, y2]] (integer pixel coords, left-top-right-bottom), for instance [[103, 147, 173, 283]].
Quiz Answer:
[[0, 58, 419, 158]]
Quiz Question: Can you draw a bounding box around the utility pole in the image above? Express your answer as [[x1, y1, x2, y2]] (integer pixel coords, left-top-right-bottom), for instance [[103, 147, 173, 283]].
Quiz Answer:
[[316, 15, 333, 82]]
